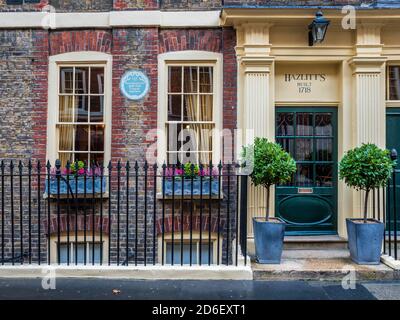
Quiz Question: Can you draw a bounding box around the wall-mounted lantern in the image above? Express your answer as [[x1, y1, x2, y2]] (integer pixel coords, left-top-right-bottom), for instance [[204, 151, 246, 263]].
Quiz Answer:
[[308, 10, 330, 46]]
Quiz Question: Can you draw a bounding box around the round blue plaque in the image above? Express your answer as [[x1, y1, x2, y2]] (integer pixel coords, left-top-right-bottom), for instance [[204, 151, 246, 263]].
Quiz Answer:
[[120, 70, 150, 100]]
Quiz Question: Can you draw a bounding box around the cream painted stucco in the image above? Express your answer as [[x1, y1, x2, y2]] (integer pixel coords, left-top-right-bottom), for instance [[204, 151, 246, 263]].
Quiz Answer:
[[222, 8, 400, 238]]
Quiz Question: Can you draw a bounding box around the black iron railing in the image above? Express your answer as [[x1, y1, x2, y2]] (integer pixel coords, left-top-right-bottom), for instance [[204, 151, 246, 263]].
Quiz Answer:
[[383, 149, 399, 260], [0, 160, 248, 267]]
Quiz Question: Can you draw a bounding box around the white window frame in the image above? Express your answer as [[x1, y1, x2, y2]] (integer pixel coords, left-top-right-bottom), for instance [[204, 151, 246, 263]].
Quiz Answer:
[[50, 233, 109, 265], [47, 52, 112, 166], [158, 231, 220, 265], [157, 51, 223, 166]]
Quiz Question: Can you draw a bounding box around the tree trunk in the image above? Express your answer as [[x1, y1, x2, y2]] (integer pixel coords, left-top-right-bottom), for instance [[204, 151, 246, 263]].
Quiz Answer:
[[266, 185, 270, 221], [363, 189, 370, 224]]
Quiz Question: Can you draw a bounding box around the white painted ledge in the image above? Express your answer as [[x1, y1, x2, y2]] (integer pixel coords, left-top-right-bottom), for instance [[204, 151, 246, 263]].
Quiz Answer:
[[381, 254, 400, 270], [0, 11, 221, 29], [0, 265, 253, 280]]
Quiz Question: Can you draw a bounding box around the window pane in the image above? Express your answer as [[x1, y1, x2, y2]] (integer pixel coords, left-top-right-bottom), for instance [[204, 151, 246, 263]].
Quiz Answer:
[[296, 113, 313, 136], [199, 95, 213, 121], [316, 139, 332, 162], [90, 96, 104, 122], [276, 138, 295, 157], [168, 95, 182, 121], [60, 67, 74, 94], [166, 243, 196, 265], [167, 123, 182, 152], [76, 244, 85, 264], [296, 139, 313, 161], [296, 164, 313, 187], [199, 67, 213, 93], [389, 66, 400, 100], [90, 125, 104, 152], [183, 95, 198, 121], [75, 125, 89, 151], [74, 153, 88, 163], [194, 123, 213, 153], [91, 153, 104, 165], [59, 125, 74, 151], [59, 153, 73, 168], [200, 243, 213, 264], [168, 67, 182, 93], [75, 67, 89, 94], [59, 244, 69, 264], [90, 67, 104, 94], [184, 67, 198, 93], [179, 152, 198, 165], [75, 96, 88, 122], [316, 164, 333, 187], [88, 243, 102, 264], [315, 113, 332, 136], [59, 96, 74, 122], [277, 113, 294, 136]]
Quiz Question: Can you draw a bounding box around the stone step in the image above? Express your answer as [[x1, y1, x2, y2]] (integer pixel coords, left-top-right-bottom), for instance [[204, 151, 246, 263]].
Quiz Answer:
[[284, 235, 348, 250], [247, 236, 348, 256], [252, 249, 399, 281]]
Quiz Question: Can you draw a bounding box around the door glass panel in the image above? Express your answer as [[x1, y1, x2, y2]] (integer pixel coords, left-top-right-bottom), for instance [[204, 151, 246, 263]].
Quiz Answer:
[[296, 164, 313, 187], [315, 113, 332, 136], [296, 139, 313, 161], [316, 164, 333, 187], [316, 139, 333, 162], [296, 113, 313, 136], [277, 113, 294, 136], [276, 111, 335, 188], [388, 66, 400, 101], [276, 138, 295, 156]]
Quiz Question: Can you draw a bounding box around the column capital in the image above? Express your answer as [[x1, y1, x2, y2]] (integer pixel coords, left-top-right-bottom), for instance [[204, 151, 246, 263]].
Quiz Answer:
[[349, 56, 387, 74], [235, 22, 273, 59]]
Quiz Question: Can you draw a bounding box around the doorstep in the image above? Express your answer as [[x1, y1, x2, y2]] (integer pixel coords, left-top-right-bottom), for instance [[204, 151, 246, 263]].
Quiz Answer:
[[0, 265, 253, 280], [252, 249, 399, 281]]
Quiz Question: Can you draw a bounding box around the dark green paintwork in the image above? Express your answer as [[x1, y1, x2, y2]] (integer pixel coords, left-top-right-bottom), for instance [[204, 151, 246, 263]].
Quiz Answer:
[[275, 107, 338, 235], [385, 108, 400, 231]]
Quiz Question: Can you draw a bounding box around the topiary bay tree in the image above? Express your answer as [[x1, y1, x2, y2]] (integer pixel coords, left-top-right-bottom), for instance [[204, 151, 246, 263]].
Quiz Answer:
[[242, 137, 296, 220], [339, 143, 395, 223]]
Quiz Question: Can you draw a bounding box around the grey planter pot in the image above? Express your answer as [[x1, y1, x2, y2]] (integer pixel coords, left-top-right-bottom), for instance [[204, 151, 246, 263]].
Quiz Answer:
[[252, 217, 286, 264], [346, 218, 384, 265]]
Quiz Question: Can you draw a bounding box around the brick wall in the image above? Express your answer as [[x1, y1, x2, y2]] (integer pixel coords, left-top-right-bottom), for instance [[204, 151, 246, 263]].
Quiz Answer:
[[49, 0, 113, 11], [0, 30, 47, 161]]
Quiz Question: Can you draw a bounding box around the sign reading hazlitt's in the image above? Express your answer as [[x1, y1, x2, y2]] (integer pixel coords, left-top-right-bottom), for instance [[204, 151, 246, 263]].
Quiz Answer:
[[120, 70, 150, 100], [276, 63, 339, 102]]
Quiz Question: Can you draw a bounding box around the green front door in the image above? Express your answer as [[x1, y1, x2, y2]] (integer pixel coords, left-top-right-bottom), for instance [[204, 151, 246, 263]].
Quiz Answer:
[[275, 107, 338, 235]]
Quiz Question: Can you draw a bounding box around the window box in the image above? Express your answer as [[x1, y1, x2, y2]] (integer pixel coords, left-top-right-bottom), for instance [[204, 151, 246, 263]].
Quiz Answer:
[[45, 176, 107, 197], [162, 177, 219, 196]]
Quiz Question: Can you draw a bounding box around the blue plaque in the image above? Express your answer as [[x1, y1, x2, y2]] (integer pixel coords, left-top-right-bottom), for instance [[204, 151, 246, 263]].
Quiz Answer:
[[120, 70, 150, 100]]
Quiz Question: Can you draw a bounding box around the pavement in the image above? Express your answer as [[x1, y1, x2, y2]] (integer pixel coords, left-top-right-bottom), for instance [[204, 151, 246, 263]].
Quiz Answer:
[[0, 278, 399, 300]]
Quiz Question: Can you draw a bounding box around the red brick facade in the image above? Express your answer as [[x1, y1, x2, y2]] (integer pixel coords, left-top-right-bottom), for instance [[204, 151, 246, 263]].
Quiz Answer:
[[156, 215, 224, 235], [44, 215, 110, 235], [32, 30, 50, 164], [49, 31, 112, 56]]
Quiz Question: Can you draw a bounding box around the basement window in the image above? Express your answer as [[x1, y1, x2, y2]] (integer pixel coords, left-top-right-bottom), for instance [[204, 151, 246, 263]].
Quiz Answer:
[[6, 0, 40, 4]]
